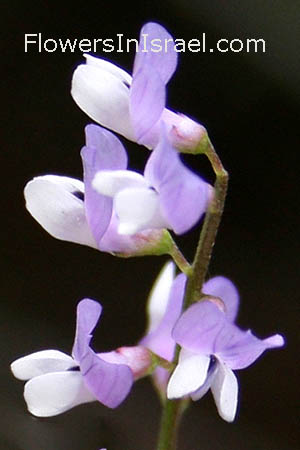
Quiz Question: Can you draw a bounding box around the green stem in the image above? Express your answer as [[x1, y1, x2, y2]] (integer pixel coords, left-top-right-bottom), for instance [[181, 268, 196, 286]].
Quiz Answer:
[[168, 240, 192, 276], [155, 138, 228, 450]]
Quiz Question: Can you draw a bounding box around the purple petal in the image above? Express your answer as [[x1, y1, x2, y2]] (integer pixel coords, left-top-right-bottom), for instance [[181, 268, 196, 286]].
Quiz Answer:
[[172, 301, 226, 355], [72, 299, 133, 408], [203, 276, 239, 322], [140, 273, 186, 361], [130, 61, 166, 143], [215, 326, 285, 370], [144, 128, 209, 234], [133, 22, 178, 84], [81, 125, 128, 246]]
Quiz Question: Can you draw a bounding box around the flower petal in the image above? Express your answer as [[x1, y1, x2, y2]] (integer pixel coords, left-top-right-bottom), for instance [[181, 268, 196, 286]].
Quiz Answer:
[[71, 63, 135, 141], [92, 170, 147, 197], [130, 61, 166, 143], [81, 125, 128, 245], [167, 349, 210, 399], [11, 350, 75, 381], [24, 371, 95, 417], [146, 261, 175, 334], [144, 128, 209, 234], [210, 362, 238, 422], [133, 22, 178, 85], [172, 301, 226, 355], [216, 326, 285, 370], [85, 54, 132, 86], [140, 273, 186, 361], [203, 276, 239, 322], [24, 175, 97, 248], [114, 187, 169, 235], [72, 299, 133, 408]]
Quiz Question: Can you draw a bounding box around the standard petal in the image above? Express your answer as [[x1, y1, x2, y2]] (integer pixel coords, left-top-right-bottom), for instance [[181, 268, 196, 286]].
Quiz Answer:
[[24, 175, 97, 248], [72, 299, 133, 408], [146, 261, 175, 334], [144, 129, 209, 234], [133, 22, 178, 84], [114, 187, 169, 235], [24, 371, 95, 417], [130, 61, 166, 143], [203, 276, 239, 322], [11, 350, 75, 381], [140, 273, 186, 361], [92, 170, 148, 197], [167, 349, 210, 399], [172, 301, 226, 355], [210, 362, 238, 422], [71, 64, 135, 141], [216, 326, 285, 370], [81, 125, 128, 245]]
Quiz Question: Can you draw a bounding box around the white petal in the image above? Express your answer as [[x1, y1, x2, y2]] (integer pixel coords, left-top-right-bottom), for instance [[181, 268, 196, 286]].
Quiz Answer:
[[84, 54, 132, 86], [167, 349, 210, 399], [71, 64, 135, 141], [92, 170, 148, 197], [147, 261, 175, 333], [211, 361, 238, 422], [114, 187, 168, 235], [24, 371, 95, 417], [11, 350, 75, 381], [24, 175, 97, 248]]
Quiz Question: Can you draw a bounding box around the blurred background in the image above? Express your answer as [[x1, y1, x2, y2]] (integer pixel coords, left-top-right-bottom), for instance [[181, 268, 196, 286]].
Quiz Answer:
[[2, 1, 299, 449]]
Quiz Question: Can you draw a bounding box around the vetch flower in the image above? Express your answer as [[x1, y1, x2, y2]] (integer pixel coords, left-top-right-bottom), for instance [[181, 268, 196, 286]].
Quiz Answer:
[[93, 125, 209, 236], [167, 279, 285, 422], [11, 299, 134, 416], [140, 261, 185, 392], [24, 124, 169, 256], [71, 22, 207, 151]]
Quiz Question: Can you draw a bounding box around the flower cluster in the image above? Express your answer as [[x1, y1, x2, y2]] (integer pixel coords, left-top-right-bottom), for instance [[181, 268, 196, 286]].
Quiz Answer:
[[12, 21, 284, 446]]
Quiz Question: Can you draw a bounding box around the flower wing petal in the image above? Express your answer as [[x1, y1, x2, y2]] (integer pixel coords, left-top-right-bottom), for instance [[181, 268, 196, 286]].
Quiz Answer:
[[144, 129, 209, 234], [114, 187, 168, 235], [81, 125, 128, 246], [203, 276, 239, 322], [146, 261, 175, 334], [167, 349, 210, 399], [24, 371, 95, 417], [92, 170, 147, 197], [71, 64, 134, 141], [24, 175, 97, 248], [211, 362, 238, 422], [11, 350, 75, 381]]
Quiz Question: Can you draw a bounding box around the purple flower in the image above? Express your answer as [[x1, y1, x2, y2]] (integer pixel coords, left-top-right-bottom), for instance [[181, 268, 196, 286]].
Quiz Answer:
[[167, 278, 285, 422], [71, 22, 206, 150], [11, 299, 133, 416], [92, 125, 209, 235], [24, 124, 167, 255]]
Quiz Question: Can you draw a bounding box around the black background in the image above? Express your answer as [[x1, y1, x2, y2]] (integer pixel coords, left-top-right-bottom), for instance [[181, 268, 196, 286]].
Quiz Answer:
[[1, 1, 299, 449]]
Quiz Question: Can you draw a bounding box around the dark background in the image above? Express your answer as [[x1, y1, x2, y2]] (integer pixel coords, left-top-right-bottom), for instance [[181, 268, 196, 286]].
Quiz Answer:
[[1, 1, 299, 449]]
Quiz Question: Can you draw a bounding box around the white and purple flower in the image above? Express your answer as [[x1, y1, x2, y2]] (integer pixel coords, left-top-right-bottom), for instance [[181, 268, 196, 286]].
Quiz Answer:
[[25, 124, 209, 252], [167, 279, 285, 422], [11, 299, 134, 416], [71, 22, 206, 150]]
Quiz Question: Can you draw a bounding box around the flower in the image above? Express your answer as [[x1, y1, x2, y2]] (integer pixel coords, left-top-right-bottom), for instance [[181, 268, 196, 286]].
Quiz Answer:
[[11, 298, 134, 416], [71, 22, 207, 150], [24, 124, 168, 255], [140, 261, 185, 392], [167, 278, 285, 422], [92, 125, 209, 236]]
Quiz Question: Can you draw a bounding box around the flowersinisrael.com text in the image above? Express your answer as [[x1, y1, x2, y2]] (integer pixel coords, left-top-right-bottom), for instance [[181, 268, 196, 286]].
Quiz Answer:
[[24, 33, 266, 54]]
